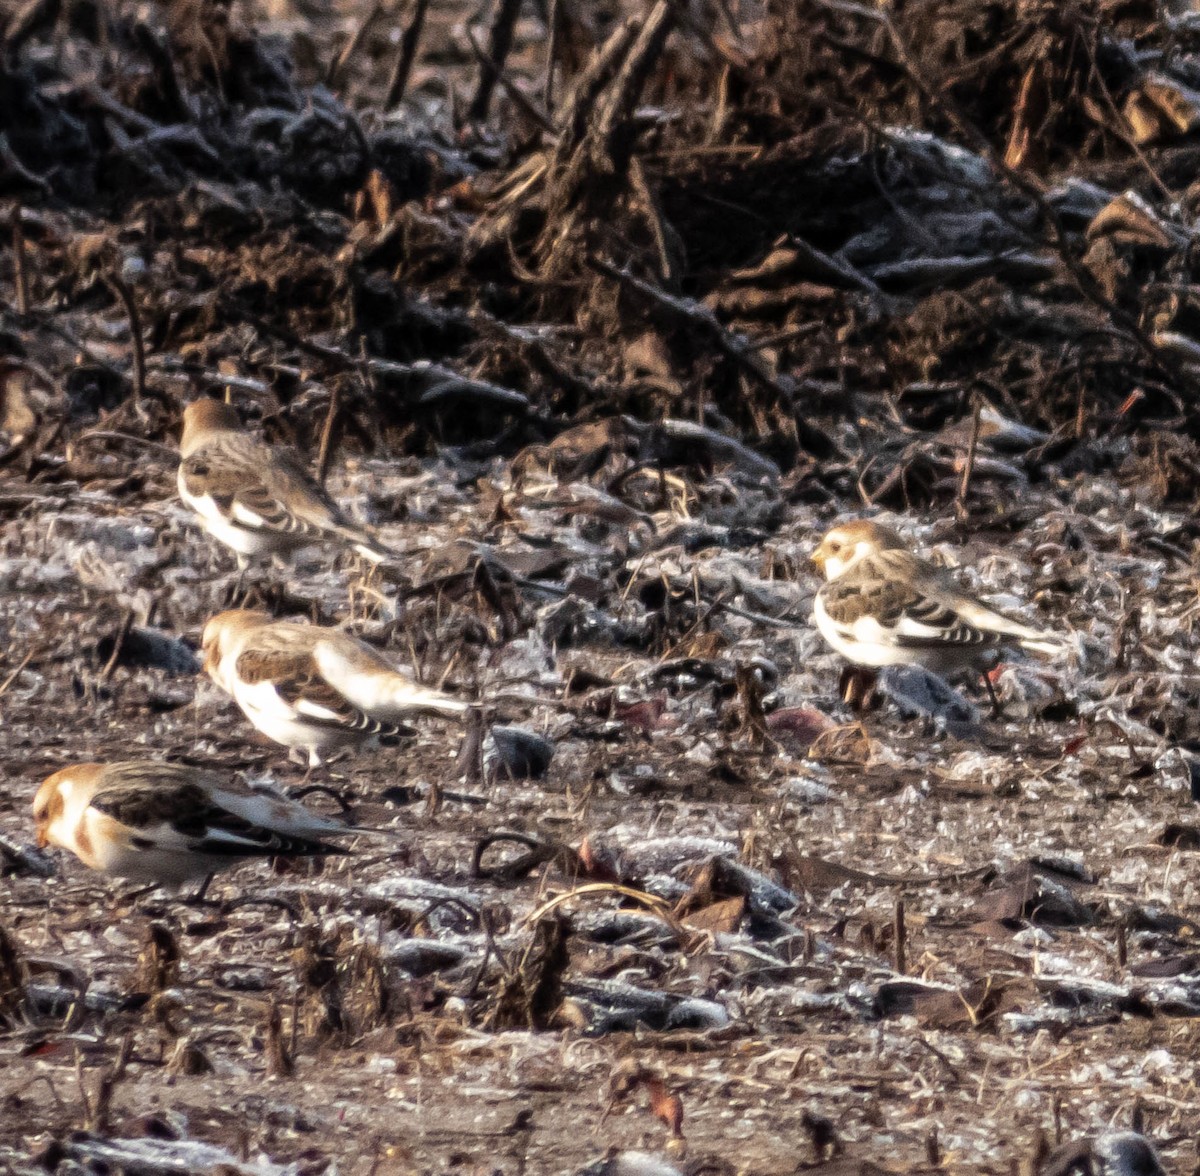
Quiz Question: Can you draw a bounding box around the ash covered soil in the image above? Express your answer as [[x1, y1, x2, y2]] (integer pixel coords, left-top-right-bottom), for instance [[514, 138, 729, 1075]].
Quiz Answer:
[[7, 0, 1200, 1173]]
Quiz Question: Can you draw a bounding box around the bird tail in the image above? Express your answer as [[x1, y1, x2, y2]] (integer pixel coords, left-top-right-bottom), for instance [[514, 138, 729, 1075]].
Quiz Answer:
[[1015, 629, 1070, 658], [314, 639, 473, 721], [379, 682, 472, 719], [955, 599, 1069, 659]]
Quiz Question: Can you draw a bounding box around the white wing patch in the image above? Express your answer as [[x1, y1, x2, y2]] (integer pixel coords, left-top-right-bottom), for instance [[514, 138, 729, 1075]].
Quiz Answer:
[[237, 679, 301, 724], [180, 490, 277, 557], [295, 698, 349, 723], [230, 502, 271, 529], [880, 611, 959, 643]]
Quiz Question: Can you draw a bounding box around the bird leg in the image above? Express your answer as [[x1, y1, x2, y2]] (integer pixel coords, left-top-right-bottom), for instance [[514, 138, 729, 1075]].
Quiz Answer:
[[287, 748, 319, 785], [980, 670, 1003, 718], [294, 748, 332, 787], [186, 873, 219, 906], [300, 747, 328, 784], [839, 665, 879, 712], [221, 555, 251, 609], [115, 881, 161, 909]]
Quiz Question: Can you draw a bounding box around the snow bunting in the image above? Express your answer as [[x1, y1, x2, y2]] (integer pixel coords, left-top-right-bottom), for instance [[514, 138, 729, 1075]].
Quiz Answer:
[[177, 399, 392, 566], [811, 520, 1062, 675], [32, 761, 357, 888], [202, 609, 472, 767]]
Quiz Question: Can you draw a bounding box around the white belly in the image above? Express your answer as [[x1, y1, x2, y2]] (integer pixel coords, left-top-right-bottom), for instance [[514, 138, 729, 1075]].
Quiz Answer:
[[813, 609, 909, 668], [85, 821, 232, 886], [234, 679, 361, 762]]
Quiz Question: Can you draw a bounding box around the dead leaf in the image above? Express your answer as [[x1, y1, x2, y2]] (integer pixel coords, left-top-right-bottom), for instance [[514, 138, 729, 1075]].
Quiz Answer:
[[614, 692, 676, 733], [767, 706, 835, 750], [968, 863, 1096, 929], [644, 1076, 684, 1140], [679, 896, 744, 936], [874, 976, 1023, 1030]]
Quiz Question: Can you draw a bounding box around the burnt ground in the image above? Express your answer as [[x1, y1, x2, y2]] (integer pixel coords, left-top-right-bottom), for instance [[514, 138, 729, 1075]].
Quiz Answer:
[[6, 0, 1200, 1173]]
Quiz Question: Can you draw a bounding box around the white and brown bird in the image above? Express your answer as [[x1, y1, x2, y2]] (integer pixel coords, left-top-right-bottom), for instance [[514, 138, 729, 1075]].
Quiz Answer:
[[177, 399, 392, 567], [811, 519, 1063, 677], [202, 609, 471, 767], [32, 760, 359, 889]]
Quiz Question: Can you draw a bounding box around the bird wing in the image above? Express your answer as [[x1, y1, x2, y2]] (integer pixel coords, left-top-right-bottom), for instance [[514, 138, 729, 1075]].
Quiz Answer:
[[257, 446, 392, 560], [236, 640, 415, 738], [90, 767, 342, 858], [899, 550, 1064, 651], [313, 631, 471, 720], [819, 575, 1001, 652], [180, 435, 381, 553], [204, 777, 356, 838], [935, 587, 1063, 651]]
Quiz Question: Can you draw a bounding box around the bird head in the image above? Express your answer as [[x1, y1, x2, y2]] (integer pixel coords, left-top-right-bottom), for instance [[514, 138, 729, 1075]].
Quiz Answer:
[[812, 519, 907, 580], [32, 765, 99, 849], [180, 399, 242, 456], [200, 610, 271, 684]]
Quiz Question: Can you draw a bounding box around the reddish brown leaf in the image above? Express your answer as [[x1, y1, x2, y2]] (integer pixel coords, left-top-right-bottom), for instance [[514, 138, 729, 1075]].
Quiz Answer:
[[766, 706, 835, 750], [614, 692, 676, 733], [644, 1076, 685, 1140]]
